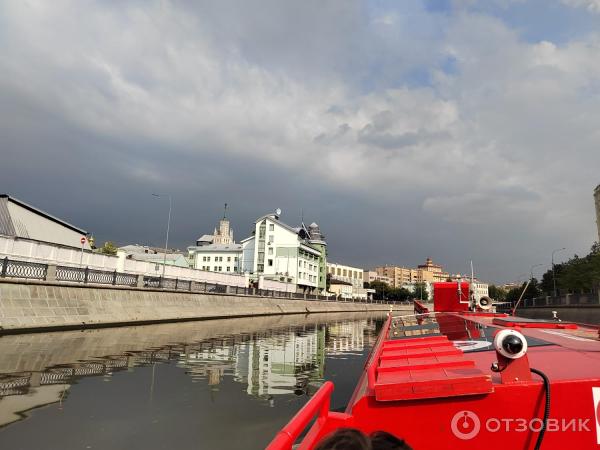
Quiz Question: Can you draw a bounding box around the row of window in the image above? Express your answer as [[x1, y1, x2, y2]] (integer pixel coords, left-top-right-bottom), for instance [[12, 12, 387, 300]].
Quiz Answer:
[[328, 267, 362, 279], [200, 266, 238, 272], [299, 260, 317, 271], [298, 272, 317, 283], [201, 255, 238, 262]]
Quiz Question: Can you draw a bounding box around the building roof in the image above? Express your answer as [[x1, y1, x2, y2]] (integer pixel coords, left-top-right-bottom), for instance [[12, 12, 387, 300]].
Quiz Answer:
[[254, 213, 300, 235], [119, 245, 186, 259], [0, 194, 87, 235], [196, 234, 215, 243], [126, 252, 186, 262], [188, 243, 242, 252]]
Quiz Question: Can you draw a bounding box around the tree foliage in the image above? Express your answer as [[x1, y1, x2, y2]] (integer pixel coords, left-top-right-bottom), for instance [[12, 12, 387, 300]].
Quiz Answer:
[[413, 282, 429, 301], [488, 285, 507, 301], [539, 242, 600, 295], [506, 279, 541, 303], [368, 281, 412, 301], [98, 241, 118, 255]]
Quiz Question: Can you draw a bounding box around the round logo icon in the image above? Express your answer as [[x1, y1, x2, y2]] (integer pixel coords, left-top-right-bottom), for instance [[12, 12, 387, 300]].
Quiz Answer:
[[451, 410, 481, 440]]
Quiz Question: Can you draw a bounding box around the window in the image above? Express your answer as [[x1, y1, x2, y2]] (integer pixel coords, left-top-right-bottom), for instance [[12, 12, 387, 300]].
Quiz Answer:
[[227, 266, 230, 272], [269, 223, 274, 231], [234, 267, 238, 272], [259, 222, 266, 238], [219, 266, 222, 271], [227, 256, 231, 262], [268, 235, 274, 243], [268, 259, 273, 267], [207, 256, 211, 262], [234, 257, 238, 261], [214, 266, 218, 271], [268, 247, 273, 255]]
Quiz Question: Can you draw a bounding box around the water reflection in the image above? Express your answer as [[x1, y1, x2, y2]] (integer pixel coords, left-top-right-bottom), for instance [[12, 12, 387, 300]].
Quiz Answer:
[[0, 312, 384, 440]]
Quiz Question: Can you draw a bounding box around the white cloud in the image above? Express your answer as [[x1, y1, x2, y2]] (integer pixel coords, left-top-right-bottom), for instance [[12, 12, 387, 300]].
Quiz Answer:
[[1, 0, 599, 280]]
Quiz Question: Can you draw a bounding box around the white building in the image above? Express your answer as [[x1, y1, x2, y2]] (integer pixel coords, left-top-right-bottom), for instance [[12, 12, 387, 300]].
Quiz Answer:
[[471, 281, 489, 301], [117, 245, 189, 271], [188, 212, 242, 273], [327, 262, 368, 300], [189, 243, 242, 273], [241, 213, 323, 293], [0, 194, 90, 249]]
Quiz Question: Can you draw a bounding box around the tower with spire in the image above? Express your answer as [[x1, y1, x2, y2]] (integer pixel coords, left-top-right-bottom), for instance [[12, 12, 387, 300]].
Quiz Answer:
[[213, 203, 234, 245]]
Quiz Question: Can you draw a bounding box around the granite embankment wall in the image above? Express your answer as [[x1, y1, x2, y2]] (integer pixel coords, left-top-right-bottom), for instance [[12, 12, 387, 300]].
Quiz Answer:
[[516, 306, 600, 324], [0, 280, 401, 333]]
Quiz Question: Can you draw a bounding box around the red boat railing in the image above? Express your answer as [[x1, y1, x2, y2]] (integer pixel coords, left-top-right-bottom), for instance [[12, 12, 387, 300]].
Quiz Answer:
[[266, 381, 334, 450], [366, 315, 392, 391], [413, 300, 430, 314]]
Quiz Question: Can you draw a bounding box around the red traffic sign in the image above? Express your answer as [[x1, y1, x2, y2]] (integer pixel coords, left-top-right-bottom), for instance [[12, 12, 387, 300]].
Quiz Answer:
[[80, 237, 86, 245]]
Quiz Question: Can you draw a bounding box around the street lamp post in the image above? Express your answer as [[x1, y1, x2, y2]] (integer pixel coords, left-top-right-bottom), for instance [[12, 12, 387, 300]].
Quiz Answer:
[[530, 263, 543, 281], [551, 247, 566, 298], [152, 194, 172, 280]]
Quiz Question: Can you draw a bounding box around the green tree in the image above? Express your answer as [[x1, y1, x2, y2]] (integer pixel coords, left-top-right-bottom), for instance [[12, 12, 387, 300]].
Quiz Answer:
[[369, 280, 390, 300], [98, 241, 118, 255], [538, 242, 600, 294], [506, 279, 541, 304], [488, 285, 507, 301], [413, 282, 429, 301]]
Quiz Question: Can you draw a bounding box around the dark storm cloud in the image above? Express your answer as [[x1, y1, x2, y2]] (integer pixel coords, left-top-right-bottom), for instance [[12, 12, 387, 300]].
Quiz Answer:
[[1, 0, 600, 283]]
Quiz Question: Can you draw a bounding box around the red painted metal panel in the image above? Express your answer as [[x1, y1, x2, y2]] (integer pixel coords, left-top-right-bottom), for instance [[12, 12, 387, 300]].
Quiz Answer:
[[434, 281, 470, 312]]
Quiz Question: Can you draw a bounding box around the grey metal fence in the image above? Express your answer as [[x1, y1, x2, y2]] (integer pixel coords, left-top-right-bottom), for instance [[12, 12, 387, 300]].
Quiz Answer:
[[1, 257, 47, 280], [0, 257, 390, 304]]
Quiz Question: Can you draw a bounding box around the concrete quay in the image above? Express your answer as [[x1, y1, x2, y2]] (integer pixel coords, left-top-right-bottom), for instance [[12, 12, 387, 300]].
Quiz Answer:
[[515, 305, 600, 324], [0, 279, 406, 333]]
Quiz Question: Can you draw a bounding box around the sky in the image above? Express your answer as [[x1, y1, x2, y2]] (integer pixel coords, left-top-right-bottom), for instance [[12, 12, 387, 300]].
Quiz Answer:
[[1, 0, 600, 284]]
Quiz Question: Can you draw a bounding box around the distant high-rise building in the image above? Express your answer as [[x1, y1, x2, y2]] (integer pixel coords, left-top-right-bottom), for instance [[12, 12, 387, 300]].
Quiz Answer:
[[595, 185, 600, 242]]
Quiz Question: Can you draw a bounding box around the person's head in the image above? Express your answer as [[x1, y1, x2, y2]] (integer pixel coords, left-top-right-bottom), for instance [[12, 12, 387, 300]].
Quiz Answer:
[[370, 431, 412, 450], [314, 428, 372, 450]]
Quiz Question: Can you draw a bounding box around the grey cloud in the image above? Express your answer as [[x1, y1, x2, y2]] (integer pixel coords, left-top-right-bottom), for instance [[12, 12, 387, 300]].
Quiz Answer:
[[1, 1, 599, 284]]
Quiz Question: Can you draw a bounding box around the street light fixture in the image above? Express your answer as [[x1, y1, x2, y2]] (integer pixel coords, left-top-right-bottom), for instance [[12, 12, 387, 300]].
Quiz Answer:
[[552, 247, 566, 298], [530, 263, 543, 281], [152, 193, 172, 280]]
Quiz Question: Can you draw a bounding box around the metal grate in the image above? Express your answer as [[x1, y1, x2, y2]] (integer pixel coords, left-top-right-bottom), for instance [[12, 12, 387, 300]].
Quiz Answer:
[[1, 258, 47, 280], [56, 266, 85, 282]]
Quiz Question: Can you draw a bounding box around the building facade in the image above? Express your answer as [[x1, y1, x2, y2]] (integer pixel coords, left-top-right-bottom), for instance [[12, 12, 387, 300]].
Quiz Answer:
[[595, 184, 600, 243], [306, 223, 328, 293], [417, 257, 450, 282], [241, 213, 326, 293], [189, 244, 242, 273], [363, 270, 392, 286], [0, 194, 90, 249], [374, 258, 448, 288], [189, 213, 242, 273]]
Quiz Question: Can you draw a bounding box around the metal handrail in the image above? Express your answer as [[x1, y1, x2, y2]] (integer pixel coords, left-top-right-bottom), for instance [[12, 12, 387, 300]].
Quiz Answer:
[[266, 381, 334, 450]]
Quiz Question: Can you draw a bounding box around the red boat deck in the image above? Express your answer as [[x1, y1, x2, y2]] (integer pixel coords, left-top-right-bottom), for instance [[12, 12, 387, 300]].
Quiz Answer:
[[374, 335, 493, 401], [267, 309, 600, 450]]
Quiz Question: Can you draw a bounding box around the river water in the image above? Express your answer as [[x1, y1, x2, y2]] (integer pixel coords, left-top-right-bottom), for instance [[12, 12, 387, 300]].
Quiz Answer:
[[0, 312, 387, 450]]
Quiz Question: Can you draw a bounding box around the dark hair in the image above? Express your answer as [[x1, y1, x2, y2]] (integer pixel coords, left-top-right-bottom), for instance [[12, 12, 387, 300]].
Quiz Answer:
[[370, 431, 412, 450], [314, 428, 372, 450]]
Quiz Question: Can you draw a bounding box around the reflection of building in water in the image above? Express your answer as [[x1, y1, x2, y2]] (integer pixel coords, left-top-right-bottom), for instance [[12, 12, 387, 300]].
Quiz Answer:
[[177, 345, 238, 386], [239, 326, 326, 397], [0, 384, 71, 427], [0, 318, 381, 426], [325, 320, 376, 354]]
